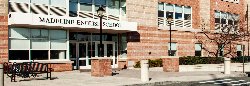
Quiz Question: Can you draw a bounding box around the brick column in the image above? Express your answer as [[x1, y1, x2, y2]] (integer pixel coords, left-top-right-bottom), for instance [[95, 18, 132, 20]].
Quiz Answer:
[[162, 56, 179, 72], [118, 59, 127, 69], [0, 0, 8, 63], [91, 57, 112, 77]]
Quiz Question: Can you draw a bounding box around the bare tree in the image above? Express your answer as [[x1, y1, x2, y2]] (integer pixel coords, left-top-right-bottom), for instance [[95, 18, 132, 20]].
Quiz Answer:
[[195, 19, 248, 58]]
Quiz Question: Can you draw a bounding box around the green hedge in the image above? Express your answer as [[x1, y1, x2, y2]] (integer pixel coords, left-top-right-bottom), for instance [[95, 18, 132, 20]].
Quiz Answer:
[[231, 56, 250, 63], [134, 59, 163, 68], [133, 56, 250, 67], [179, 56, 224, 65]]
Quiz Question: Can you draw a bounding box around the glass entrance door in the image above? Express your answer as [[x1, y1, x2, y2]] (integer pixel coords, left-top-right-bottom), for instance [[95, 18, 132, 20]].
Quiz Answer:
[[95, 41, 117, 68], [70, 42, 89, 70]]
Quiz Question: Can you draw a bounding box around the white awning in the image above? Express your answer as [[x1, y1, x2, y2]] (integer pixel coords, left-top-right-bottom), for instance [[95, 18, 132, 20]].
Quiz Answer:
[[9, 12, 138, 32]]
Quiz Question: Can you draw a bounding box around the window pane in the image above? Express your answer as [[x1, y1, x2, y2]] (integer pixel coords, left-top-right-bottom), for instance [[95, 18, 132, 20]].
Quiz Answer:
[[80, 0, 92, 3], [51, 40, 67, 49], [95, 0, 106, 5], [221, 19, 226, 24], [80, 3, 92, 12], [195, 44, 202, 51], [31, 40, 49, 49], [195, 51, 201, 56], [158, 11, 164, 17], [184, 14, 191, 20], [221, 12, 227, 19], [166, 12, 173, 18], [237, 45, 242, 51], [237, 51, 242, 57], [184, 7, 191, 14], [10, 0, 30, 3], [10, 39, 30, 49], [70, 1, 78, 11], [175, 13, 182, 19], [31, 29, 49, 38], [215, 11, 220, 18], [165, 4, 173, 12], [168, 43, 177, 50], [10, 28, 30, 38], [107, 0, 119, 15], [168, 50, 176, 56], [215, 18, 220, 23], [31, 50, 48, 60], [51, 50, 66, 59], [51, 0, 66, 8], [9, 50, 29, 60], [158, 3, 164, 11], [121, 0, 126, 15], [50, 30, 66, 40], [175, 5, 182, 13], [31, 0, 49, 5]]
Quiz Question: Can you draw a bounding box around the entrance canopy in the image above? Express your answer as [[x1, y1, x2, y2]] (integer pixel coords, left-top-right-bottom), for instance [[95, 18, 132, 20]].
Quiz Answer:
[[8, 13, 137, 32]]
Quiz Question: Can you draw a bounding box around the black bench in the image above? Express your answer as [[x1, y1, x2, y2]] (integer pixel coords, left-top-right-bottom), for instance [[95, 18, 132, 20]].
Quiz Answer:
[[4, 62, 53, 82]]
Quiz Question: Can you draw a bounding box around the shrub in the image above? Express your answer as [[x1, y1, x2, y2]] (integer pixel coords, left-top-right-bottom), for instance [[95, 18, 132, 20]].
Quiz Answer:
[[179, 56, 224, 65], [133, 59, 163, 68], [231, 56, 250, 63]]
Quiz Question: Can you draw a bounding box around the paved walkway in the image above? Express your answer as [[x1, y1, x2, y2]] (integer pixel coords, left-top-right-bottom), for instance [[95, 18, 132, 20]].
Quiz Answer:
[[4, 68, 247, 86]]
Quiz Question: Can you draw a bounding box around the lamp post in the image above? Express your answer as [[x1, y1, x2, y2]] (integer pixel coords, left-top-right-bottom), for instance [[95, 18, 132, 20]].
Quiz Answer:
[[167, 15, 173, 56], [97, 6, 105, 57]]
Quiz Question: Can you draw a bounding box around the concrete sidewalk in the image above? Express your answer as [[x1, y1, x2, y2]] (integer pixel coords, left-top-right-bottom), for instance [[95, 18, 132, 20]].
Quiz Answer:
[[4, 68, 247, 86]]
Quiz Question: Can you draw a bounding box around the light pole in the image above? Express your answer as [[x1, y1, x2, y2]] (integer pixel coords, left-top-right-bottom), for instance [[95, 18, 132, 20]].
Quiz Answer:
[[97, 6, 105, 57], [167, 15, 173, 56]]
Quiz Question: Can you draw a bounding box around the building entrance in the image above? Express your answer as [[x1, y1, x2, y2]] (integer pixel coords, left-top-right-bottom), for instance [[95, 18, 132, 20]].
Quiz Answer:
[[70, 41, 117, 69]]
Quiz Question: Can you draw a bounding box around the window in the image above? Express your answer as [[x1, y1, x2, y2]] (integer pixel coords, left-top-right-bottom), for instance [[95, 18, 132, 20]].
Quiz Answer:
[[9, 28, 67, 60], [237, 44, 243, 57], [10, 0, 30, 3], [218, 44, 224, 57], [184, 7, 191, 20], [121, 0, 126, 15], [165, 4, 173, 18], [175, 6, 182, 19], [214, 11, 239, 31], [168, 43, 177, 56], [51, 0, 66, 8], [9, 50, 29, 60], [94, 0, 106, 12], [69, 0, 78, 17], [195, 43, 202, 56], [108, 0, 120, 15], [31, 0, 49, 5], [51, 50, 66, 59], [31, 50, 49, 60], [158, 3, 192, 27], [158, 3, 164, 17], [80, 0, 93, 12], [120, 33, 127, 58]]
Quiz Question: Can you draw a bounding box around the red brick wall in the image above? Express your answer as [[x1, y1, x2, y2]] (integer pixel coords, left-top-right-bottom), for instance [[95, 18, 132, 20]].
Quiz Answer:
[[0, 0, 8, 63], [50, 63, 72, 72], [210, 0, 246, 30], [91, 59, 112, 77], [162, 58, 179, 72]]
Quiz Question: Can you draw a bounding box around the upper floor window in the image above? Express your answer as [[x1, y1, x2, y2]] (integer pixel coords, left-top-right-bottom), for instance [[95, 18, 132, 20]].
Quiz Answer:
[[214, 11, 239, 32], [80, 0, 93, 12], [158, 3, 192, 28]]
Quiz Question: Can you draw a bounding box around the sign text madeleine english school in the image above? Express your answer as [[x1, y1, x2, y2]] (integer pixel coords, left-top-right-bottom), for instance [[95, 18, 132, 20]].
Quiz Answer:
[[39, 17, 121, 28]]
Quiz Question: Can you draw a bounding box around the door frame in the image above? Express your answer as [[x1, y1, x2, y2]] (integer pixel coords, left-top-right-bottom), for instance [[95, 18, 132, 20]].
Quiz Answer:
[[70, 41, 90, 69], [94, 41, 117, 68]]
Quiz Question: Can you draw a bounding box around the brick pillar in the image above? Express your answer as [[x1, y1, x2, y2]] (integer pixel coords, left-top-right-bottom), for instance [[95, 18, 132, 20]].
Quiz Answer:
[[0, 0, 8, 63], [91, 58, 112, 77], [118, 59, 127, 69], [162, 57, 179, 72]]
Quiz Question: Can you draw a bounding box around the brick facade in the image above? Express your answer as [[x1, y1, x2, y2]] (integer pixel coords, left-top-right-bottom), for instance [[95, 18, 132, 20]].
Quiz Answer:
[[162, 58, 179, 72], [91, 59, 112, 77], [0, 0, 8, 63], [50, 63, 72, 72], [125, 0, 249, 71]]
